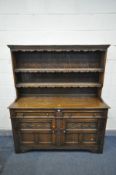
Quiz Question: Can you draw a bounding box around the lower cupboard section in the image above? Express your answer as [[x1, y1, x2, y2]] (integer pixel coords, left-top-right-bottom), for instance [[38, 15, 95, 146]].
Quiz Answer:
[[11, 110, 107, 153]]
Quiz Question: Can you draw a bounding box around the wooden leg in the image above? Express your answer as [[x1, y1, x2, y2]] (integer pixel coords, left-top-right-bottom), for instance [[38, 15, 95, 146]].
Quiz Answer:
[[14, 147, 22, 153], [14, 145, 27, 153], [97, 145, 103, 154], [90, 146, 103, 154]]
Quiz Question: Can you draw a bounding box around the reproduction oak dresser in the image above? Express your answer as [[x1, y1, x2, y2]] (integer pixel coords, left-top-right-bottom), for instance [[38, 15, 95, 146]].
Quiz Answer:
[[8, 45, 110, 153]]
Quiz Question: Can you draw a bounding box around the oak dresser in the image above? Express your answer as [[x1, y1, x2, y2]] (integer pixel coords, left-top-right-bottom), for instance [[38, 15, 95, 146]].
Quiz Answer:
[[8, 45, 110, 153]]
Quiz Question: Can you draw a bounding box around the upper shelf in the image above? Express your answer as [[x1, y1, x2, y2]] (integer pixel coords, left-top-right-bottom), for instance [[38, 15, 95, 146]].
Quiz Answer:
[[16, 82, 102, 88], [15, 68, 104, 73]]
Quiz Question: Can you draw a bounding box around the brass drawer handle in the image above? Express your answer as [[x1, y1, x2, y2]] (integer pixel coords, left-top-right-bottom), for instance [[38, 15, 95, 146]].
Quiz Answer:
[[52, 125, 55, 129], [16, 113, 24, 118], [90, 137, 95, 141]]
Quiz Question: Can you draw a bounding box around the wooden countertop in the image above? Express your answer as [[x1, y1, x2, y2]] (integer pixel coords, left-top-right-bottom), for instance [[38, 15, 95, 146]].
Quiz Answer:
[[9, 97, 109, 109]]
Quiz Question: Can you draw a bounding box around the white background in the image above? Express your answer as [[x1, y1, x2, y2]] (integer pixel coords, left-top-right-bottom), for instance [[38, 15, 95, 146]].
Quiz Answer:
[[0, 0, 116, 130]]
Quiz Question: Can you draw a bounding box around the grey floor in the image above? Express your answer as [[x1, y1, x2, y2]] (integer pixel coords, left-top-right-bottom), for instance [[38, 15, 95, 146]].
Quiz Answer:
[[0, 136, 116, 175]]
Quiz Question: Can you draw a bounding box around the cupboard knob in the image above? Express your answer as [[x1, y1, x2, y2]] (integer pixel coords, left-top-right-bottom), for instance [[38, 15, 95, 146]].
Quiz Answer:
[[57, 109, 60, 112], [64, 130, 66, 134]]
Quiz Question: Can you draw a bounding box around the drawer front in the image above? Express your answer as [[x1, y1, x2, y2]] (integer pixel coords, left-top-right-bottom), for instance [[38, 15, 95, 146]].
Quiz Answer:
[[63, 111, 105, 118], [16, 111, 55, 118]]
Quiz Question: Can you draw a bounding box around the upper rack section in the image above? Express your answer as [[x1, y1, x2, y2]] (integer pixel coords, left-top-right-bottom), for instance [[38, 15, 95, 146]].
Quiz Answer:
[[8, 45, 109, 97]]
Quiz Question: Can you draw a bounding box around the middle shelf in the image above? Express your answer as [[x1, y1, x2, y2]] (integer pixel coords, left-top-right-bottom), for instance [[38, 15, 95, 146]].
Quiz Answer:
[[16, 82, 102, 88], [15, 68, 104, 73]]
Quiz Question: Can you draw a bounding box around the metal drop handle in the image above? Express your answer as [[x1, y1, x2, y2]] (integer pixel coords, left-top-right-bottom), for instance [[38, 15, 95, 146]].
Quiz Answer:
[[52, 125, 55, 129]]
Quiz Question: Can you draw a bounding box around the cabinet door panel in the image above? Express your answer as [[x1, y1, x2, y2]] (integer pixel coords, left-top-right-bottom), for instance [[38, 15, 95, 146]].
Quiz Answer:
[[64, 133, 79, 145], [20, 132, 35, 144], [61, 118, 99, 146], [19, 131, 55, 146], [19, 118, 56, 146], [20, 119, 51, 129], [64, 118, 98, 131], [67, 122, 97, 129]]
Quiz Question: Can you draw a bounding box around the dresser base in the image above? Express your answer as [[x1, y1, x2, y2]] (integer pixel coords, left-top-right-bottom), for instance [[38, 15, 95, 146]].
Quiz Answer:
[[10, 106, 108, 154]]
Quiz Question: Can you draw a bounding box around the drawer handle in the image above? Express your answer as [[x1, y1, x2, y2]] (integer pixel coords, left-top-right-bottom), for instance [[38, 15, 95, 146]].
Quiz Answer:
[[90, 137, 95, 141], [16, 113, 24, 118], [64, 130, 66, 134], [52, 125, 55, 129]]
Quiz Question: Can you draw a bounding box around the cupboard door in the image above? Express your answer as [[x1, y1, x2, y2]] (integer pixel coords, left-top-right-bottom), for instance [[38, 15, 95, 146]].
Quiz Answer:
[[19, 118, 56, 147], [60, 118, 98, 146]]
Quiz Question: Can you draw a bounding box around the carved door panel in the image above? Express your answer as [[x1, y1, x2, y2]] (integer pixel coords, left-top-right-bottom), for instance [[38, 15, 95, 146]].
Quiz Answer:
[[19, 118, 56, 147], [60, 118, 98, 146]]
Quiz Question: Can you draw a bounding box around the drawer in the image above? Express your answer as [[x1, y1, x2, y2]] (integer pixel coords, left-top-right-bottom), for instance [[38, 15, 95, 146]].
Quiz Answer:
[[63, 111, 104, 118], [16, 111, 55, 118]]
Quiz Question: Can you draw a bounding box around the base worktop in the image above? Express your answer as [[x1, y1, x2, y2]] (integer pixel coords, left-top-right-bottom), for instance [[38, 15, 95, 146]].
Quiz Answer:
[[9, 97, 109, 109]]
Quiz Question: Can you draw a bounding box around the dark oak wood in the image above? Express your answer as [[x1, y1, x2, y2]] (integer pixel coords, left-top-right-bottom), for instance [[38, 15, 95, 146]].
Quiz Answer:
[[8, 45, 110, 153], [8, 45, 109, 52]]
